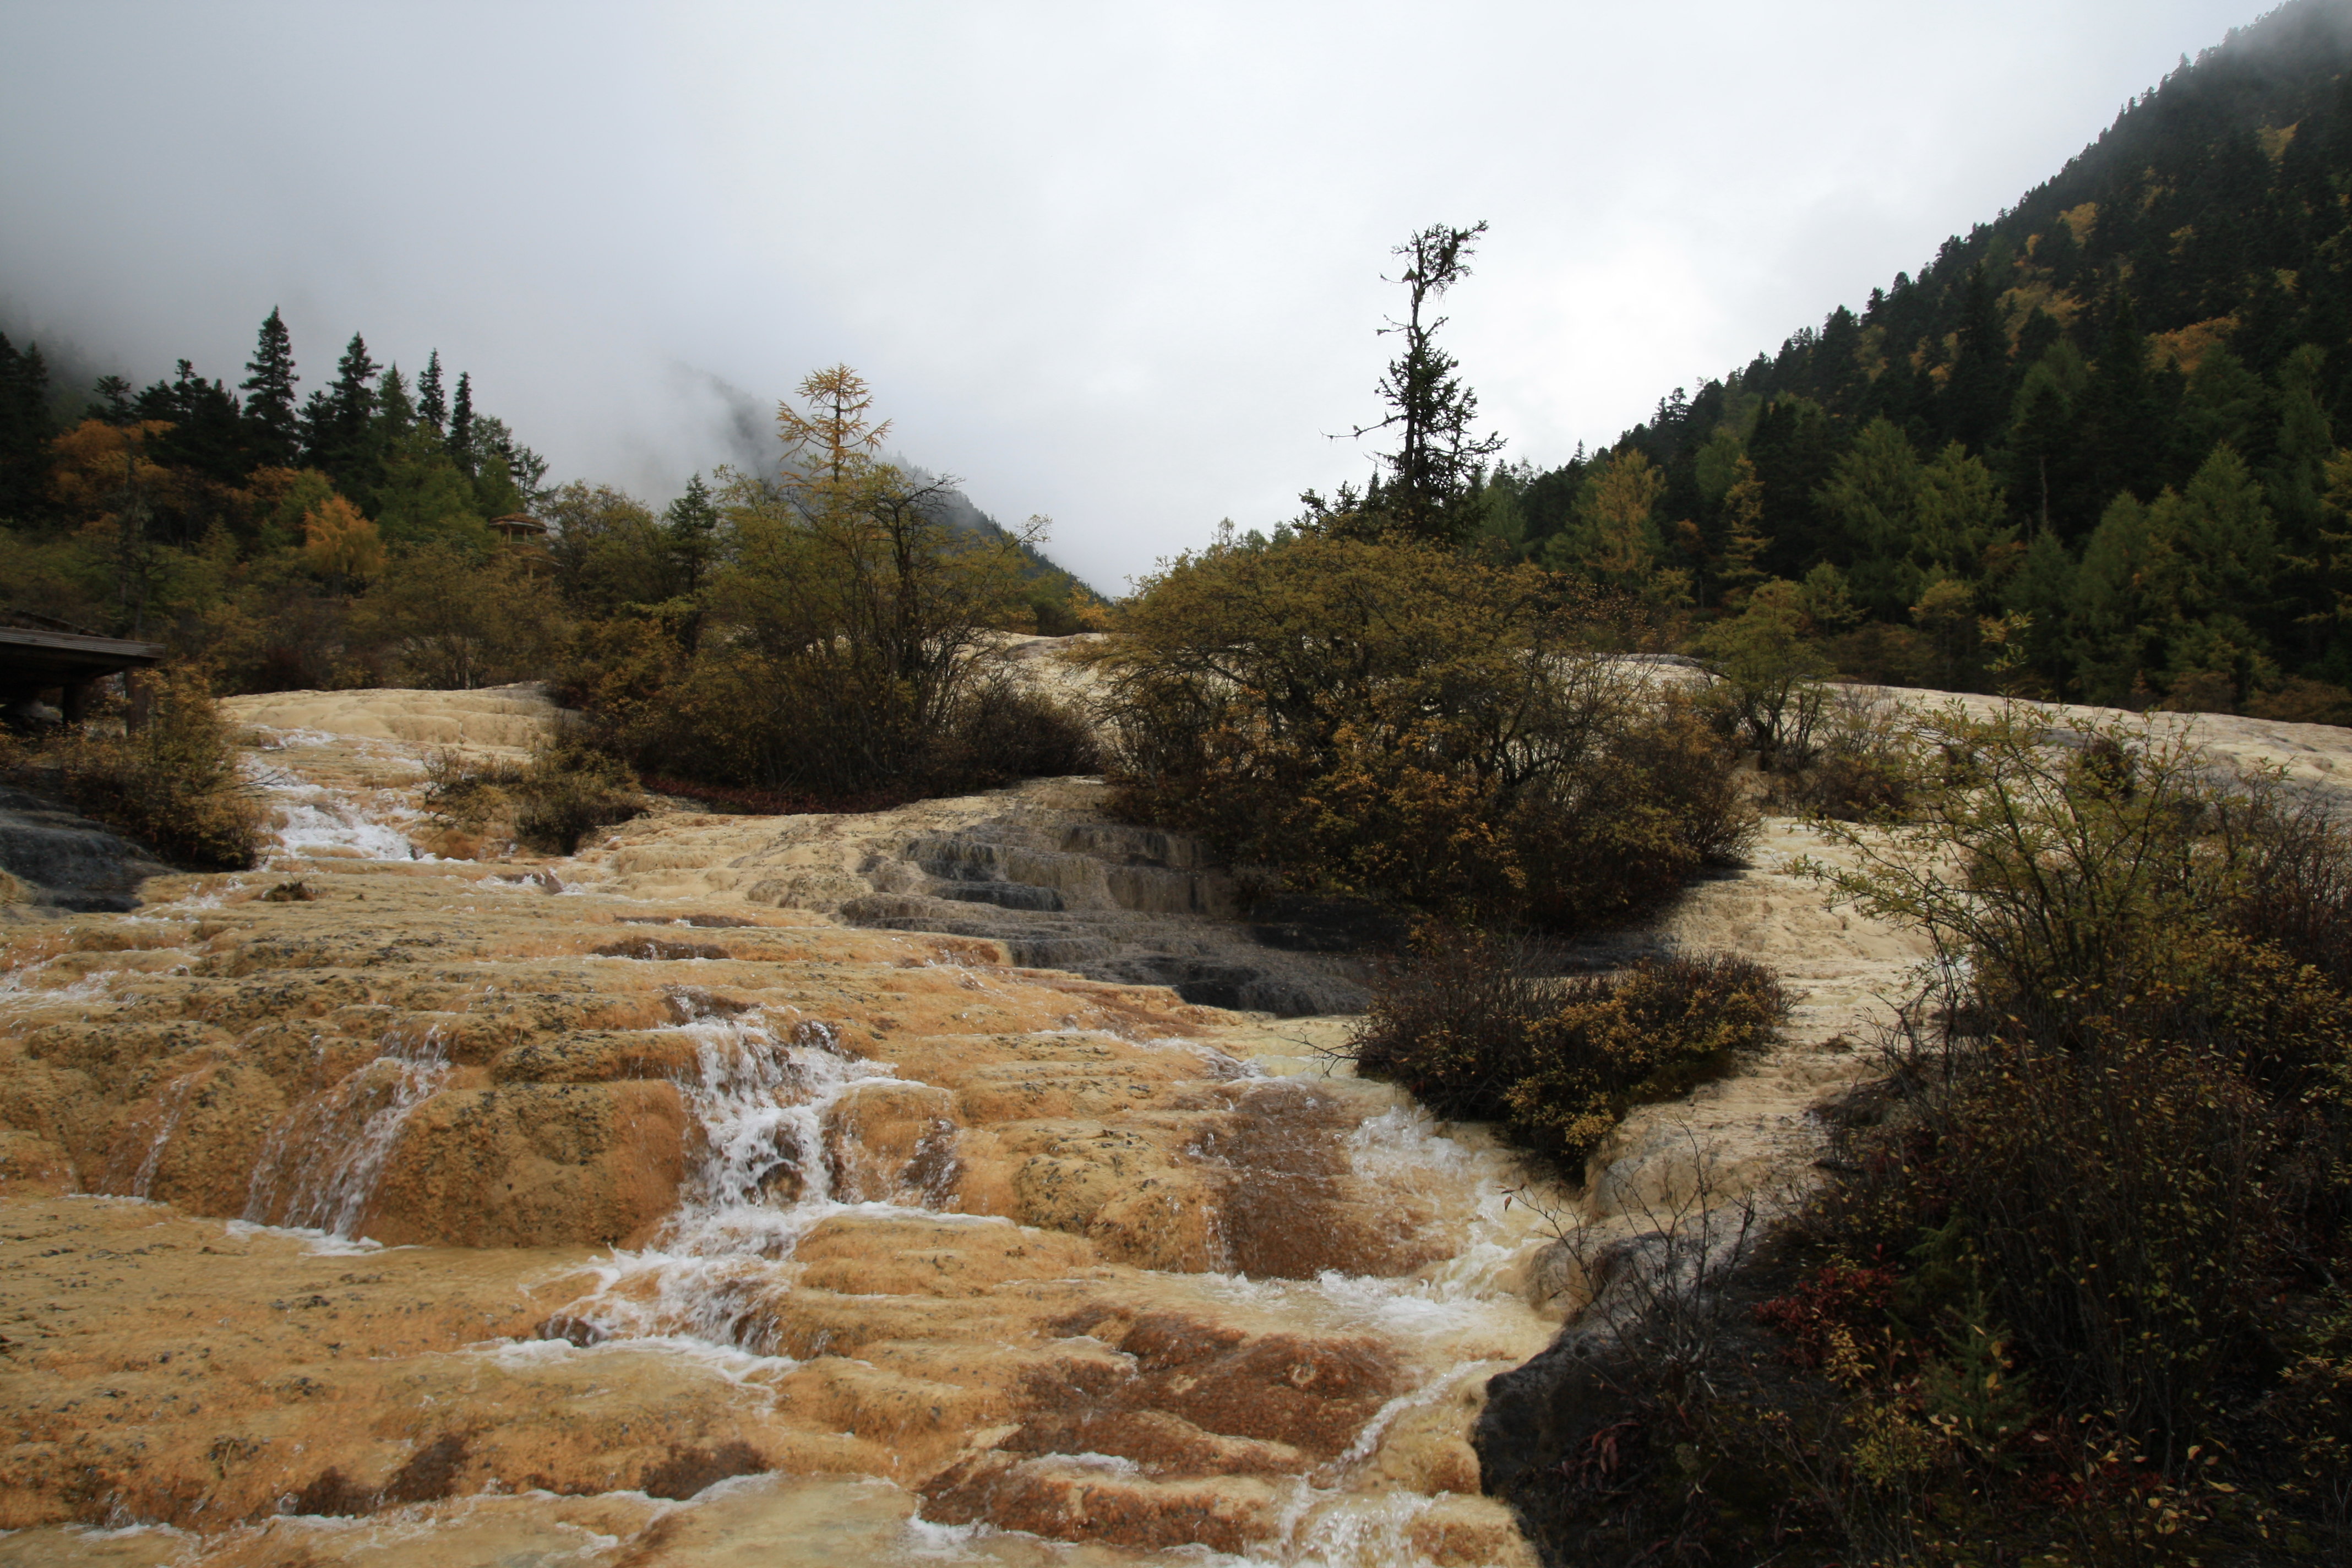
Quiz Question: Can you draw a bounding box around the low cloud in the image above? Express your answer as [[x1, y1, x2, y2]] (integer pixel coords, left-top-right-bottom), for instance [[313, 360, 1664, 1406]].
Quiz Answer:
[[0, 0, 2262, 589]]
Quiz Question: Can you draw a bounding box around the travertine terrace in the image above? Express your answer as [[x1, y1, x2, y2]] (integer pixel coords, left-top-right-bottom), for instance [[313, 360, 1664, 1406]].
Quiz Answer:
[[3, 681, 2340, 1565]]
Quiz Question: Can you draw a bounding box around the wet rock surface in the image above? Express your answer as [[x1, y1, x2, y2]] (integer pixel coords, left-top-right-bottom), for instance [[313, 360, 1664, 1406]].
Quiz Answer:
[[0, 787, 170, 915], [672, 782, 1375, 1016]]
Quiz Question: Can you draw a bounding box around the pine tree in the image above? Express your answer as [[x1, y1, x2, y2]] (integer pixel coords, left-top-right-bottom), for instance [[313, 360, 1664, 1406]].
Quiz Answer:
[[377, 364, 415, 439], [2265, 344, 2333, 549], [663, 472, 721, 652], [2080, 286, 2159, 510], [91, 375, 135, 425], [665, 472, 720, 590], [1945, 263, 2008, 451], [2008, 360, 2075, 535], [1542, 448, 1687, 603], [1816, 417, 1924, 619], [1714, 454, 1772, 609], [1999, 527, 2081, 689], [1345, 221, 1505, 545], [2068, 493, 2159, 704], [148, 359, 247, 489], [0, 333, 56, 524], [240, 307, 300, 468], [448, 371, 474, 473], [417, 350, 447, 432], [303, 333, 380, 492], [1746, 395, 1838, 574]]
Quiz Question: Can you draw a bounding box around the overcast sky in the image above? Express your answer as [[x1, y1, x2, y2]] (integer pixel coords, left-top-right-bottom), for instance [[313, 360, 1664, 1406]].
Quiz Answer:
[[0, 1, 2278, 590]]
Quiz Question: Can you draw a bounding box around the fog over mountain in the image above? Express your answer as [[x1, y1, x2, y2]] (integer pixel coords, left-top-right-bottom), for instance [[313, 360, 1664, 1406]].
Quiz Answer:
[[0, 1, 2277, 590]]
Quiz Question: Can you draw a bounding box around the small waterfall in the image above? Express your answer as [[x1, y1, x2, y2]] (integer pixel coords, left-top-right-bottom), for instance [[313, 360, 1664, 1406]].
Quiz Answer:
[[242, 1030, 451, 1236], [128, 1072, 202, 1198], [565, 1012, 909, 1345]]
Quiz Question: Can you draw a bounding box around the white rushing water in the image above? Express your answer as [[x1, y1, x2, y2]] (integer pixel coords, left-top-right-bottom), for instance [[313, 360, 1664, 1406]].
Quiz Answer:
[[241, 1028, 452, 1235], [515, 1004, 1568, 1568], [566, 1011, 955, 1347]]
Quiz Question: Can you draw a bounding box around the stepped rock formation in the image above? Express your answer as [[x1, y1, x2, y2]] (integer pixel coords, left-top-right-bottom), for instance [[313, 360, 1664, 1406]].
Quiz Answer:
[[3, 680, 2343, 1565]]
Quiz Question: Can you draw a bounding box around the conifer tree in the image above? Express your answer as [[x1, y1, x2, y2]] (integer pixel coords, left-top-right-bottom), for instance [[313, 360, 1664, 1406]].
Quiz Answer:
[[2008, 360, 2075, 534], [0, 333, 56, 522], [665, 472, 720, 590], [1946, 263, 2008, 451], [1346, 221, 1504, 546], [240, 307, 300, 468], [1817, 417, 1925, 618], [91, 375, 135, 425], [2080, 286, 2158, 511], [1714, 454, 1772, 608], [376, 364, 415, 439], [302, 333, 380, 492], [2265, 344, 2333, 547], [663, 472, 721, 652], [417, 350, 447, 432], [147, 359, 247, 488], [448, 371, 474, 473]]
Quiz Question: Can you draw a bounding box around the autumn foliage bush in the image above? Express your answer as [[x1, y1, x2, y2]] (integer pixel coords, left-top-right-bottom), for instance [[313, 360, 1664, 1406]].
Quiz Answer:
[[1089, 530, 1754, 932], [422, 731, 647, 856], [1349, 934, 1789, 1173], [1487, 706, 2352, 1566], [561, 369, 1097, 807], [1, 665, 263, 868]]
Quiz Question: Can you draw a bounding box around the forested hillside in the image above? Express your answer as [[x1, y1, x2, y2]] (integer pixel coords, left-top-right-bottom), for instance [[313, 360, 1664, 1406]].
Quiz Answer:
[[1504, 0, 2352, 718]]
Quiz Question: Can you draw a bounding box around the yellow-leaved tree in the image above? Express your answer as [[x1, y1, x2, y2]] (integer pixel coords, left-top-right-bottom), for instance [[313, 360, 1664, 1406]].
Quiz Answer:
[[663, 366, 1087, 798], [301, 494, 385, 588], [1542, 448, 1692, 608]]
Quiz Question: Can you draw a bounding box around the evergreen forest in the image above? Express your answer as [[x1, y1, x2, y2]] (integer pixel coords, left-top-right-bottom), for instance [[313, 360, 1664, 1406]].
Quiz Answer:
[[1476, 0, 2352, 720]]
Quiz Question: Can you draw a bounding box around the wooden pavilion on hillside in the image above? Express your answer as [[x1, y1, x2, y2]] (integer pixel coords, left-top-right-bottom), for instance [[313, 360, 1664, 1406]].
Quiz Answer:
[[488, 513, 554, 575], [0, 608, 165, 726]]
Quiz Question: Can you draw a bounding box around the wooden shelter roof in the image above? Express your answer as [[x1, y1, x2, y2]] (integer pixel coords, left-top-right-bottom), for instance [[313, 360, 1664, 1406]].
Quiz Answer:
[[0, 609, 165, 700]]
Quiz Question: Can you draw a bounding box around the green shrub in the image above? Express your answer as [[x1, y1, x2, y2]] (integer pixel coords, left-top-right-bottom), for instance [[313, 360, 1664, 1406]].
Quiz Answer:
[[1091, 531, 1756, 932], [1692, 579, 1834, 766], [1349, 934, 1788, 1173], [2, 666, 263, 869]]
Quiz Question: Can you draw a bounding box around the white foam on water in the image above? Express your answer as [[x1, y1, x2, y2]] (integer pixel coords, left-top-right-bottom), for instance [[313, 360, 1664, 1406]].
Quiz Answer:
[[510, 1004, 1564, 1567], [471, 1330, 791, 1385], [0, 964, 121, 1023], [265, 780, 424, 862], [128, 1072, 202, 1198], [561, 1014, 921, 1349], [217, 1218, 393, 1256], [1186, 1098, 1564, 1360]]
